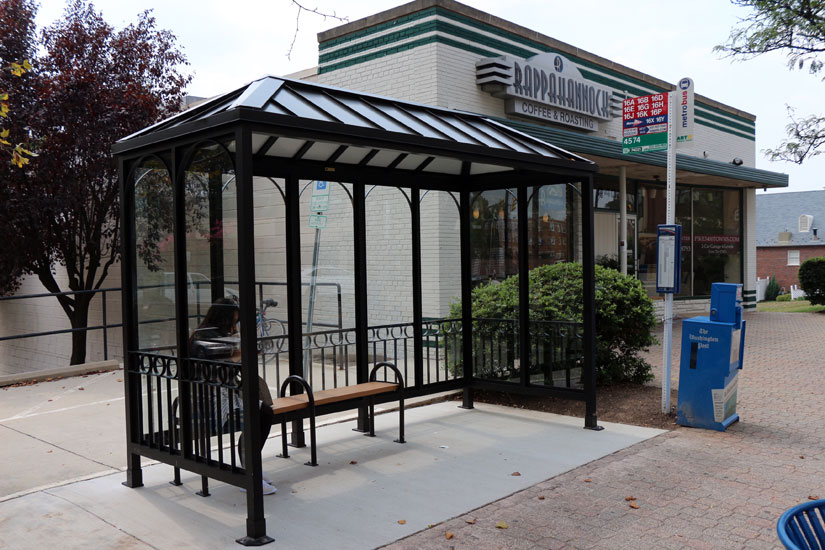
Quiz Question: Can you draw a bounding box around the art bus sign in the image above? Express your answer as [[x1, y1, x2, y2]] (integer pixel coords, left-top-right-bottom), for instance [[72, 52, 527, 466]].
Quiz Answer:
[[476, 52, 615, 131]]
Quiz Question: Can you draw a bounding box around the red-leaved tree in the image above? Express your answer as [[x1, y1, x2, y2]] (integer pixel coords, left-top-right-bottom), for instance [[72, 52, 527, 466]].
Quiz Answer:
[[0, 0, 191, 364]]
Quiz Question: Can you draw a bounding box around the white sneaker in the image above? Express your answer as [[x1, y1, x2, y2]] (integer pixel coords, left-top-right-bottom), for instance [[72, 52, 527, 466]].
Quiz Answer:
[[241, 480, 278, 495]]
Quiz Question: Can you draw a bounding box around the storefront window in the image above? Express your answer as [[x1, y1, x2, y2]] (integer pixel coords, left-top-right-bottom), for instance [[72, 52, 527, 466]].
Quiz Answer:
[[637, 183, 740, 298], [593, 179, 635, 213], [692, 188, 741, 295]]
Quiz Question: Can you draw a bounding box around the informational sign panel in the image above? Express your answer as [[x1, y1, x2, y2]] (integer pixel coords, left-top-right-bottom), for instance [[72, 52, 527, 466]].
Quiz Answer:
[[622, 93, 669, 155], [310, 180, 330, 212], [310, 195, 329, 212], [308, 214, 327, 229], [675, 77, 694, 144], [656, 224, 682, 294]]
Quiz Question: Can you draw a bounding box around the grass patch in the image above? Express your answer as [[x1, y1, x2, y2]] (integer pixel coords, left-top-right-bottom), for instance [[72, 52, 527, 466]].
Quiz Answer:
[[757, 300, 825, 313]]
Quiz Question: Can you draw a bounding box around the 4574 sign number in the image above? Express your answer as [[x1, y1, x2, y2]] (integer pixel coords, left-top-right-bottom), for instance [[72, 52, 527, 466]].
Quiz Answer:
[[622, 133, 667, 154]]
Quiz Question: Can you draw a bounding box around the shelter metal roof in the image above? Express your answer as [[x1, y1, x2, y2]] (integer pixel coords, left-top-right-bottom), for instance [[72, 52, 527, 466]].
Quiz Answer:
[[115, 76, 596, 177]]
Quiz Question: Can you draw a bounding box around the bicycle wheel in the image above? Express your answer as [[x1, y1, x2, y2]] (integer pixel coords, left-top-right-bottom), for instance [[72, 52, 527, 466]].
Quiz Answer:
[[257, 319, 275, 356]]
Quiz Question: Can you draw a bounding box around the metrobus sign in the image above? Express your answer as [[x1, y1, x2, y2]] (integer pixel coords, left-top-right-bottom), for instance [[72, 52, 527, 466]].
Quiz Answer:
[[622, 93, 669, 155]]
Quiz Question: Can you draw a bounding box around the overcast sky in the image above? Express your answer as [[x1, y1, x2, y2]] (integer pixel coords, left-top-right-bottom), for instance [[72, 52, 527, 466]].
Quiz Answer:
[[36, 0, 825, 193]]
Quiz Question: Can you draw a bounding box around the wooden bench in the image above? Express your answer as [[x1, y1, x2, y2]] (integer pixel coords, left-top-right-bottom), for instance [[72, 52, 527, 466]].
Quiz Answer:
[[273, 361, 405, 466], [169, 361, 404, 493]]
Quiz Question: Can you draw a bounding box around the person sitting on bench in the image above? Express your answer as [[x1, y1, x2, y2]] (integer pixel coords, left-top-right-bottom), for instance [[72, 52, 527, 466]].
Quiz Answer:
[[190, 297, 278, 495]]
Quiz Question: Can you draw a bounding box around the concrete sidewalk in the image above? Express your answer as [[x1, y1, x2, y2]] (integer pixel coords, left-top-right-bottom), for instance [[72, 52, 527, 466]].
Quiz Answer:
[[2, 310, 824, 549], [0, 387, 660, 549]]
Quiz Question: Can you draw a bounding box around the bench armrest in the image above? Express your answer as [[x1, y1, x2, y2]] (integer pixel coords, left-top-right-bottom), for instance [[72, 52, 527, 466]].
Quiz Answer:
[[369, 362, 404, 388], [279, 374, 315, 407]]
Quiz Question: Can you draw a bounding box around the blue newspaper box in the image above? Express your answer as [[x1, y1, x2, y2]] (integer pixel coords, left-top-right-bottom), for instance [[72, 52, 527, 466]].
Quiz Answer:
[[676, 283, 746, 431]]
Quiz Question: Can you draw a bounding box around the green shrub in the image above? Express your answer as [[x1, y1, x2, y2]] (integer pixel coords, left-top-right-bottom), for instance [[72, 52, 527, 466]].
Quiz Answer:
[[450, 263, 657, 385], [799, 257, 825, 305], [765, 276, 780, 301], [776, 293, 791, 302]]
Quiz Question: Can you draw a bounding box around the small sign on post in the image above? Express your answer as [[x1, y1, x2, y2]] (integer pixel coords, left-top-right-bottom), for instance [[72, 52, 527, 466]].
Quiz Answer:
[[656, 224, 682, 294], [622, 93, 669, 155], [308, 214, 327, 229], [675, 77, 694, 145]]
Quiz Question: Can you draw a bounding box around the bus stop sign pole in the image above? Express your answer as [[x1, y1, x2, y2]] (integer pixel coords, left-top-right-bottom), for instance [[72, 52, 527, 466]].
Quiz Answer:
[[662, 91, 678, 414]]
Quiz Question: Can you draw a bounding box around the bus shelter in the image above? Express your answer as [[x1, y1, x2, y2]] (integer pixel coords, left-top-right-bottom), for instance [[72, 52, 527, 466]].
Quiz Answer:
[[114, 76, 600, 544]]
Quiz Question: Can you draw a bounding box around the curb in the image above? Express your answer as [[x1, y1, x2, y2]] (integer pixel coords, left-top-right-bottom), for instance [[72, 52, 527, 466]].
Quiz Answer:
[[0, 360, 121, 387]]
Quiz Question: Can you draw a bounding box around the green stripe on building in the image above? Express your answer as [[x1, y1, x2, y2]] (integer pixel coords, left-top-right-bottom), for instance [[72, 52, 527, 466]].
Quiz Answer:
[[320, 7, 439, 51], [695, 107, 755, 135], [322, 36, 755, 140], [319, 34, 499, 74], [695, 116, 755, 141]]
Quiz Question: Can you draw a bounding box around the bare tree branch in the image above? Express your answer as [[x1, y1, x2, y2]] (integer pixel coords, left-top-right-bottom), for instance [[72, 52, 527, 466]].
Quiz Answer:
[[765, 106, 825, 163], [287, 0, 348, 60]]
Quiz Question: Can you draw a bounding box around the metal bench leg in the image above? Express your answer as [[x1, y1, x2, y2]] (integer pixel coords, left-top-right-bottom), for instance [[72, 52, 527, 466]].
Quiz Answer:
[[278, 419, 289, 459], [365, 397, 376, 437], [170, 466, 182, 486], [306, 413, 318, 467], [395, 397, 405, 444], [196, 475, 210, 497]]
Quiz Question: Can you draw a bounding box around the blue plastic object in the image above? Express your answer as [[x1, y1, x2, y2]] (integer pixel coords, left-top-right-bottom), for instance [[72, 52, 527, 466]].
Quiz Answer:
[[777, 499, 825, 550], [676, 283, 746, 431]]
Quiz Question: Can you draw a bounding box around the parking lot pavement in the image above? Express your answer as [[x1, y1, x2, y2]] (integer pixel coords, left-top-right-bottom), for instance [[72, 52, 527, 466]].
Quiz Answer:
[[384, 311, 825, 549]]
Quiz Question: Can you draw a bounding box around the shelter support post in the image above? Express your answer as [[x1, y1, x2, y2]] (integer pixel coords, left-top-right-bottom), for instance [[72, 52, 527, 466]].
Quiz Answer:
[[285, 174, 306, 449], [353, 182, 370, 431], [518, 185, 530, 388], [411, 188, 424, 389], [119, 155, 143, 489], [619, 166, 627, 276], [236, 128, 273, 546], [459, 188, 474, 409], [171, 143, 195, 472], [582, 175, 602, 431]]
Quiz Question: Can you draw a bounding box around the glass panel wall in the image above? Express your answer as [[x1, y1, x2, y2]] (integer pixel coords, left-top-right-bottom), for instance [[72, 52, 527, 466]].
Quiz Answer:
[[366, 186, 413, 385], [183, 142, 239, 337], [471, 189, 519, 382], [527, 183, 583, 389], [133, 157, 176, 352], [300, 180, 356, 390], [471, 189, 518, 286], [420, 191, 461, 384], [253, 177, 289, 389]]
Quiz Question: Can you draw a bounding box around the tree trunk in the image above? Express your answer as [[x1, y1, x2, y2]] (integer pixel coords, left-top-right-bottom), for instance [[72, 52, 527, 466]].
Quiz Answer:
[[69, 294, 92, 365]]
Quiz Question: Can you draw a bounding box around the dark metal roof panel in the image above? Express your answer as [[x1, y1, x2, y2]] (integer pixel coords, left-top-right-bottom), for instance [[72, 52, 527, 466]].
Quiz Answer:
[[230, 78, 285, 110], [115, 76, 596, 173], [300, 89, 377, 128], [333, 95, 412, 133], [274, 87, 338, 122]]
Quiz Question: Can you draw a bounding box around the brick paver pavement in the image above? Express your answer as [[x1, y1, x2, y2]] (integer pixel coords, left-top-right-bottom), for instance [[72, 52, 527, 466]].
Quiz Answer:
[[383, 312, 825, 549]]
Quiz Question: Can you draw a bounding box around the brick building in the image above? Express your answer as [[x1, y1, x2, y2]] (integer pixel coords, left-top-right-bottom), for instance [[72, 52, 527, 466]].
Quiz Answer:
[[756, 191, 825, 292]]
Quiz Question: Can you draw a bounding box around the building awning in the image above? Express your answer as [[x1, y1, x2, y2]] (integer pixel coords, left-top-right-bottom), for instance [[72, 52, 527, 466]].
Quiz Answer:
[[114, 76, 597, 178], [502, 118, 788, 189]]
